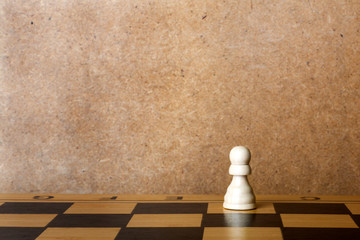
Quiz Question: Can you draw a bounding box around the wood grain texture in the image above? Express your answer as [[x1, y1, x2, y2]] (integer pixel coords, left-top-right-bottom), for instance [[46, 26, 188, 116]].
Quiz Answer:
[[203, 227, 283, 240], [0, 214, 56, 227], [127, 214, 203, 227], [65, 203, 136, 214], [345, 203, 360, 214], [0, 193, 360, 203], [0, 0, 359, 195], [281, 214, 358, 228], [37, 227, 121, 240]]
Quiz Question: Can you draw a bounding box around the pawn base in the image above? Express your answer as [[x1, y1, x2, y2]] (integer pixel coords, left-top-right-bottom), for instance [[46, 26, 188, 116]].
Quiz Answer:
[[223, 202, 256, 210]]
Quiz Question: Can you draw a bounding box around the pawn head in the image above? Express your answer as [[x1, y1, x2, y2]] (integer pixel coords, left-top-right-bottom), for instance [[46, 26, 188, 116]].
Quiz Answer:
[[229, 146, 251, 165]]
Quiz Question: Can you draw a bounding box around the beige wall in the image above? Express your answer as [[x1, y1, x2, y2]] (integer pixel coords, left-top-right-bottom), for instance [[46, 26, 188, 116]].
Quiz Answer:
[[1, 0, 359, 195]]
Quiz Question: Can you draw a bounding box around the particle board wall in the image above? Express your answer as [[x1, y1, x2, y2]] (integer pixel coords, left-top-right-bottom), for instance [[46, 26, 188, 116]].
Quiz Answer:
[[1, 0, 359, 195]]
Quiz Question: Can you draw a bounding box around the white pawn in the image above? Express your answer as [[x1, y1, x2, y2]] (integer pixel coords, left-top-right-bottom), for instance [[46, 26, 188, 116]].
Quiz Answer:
[[223, 146, 256, 210]]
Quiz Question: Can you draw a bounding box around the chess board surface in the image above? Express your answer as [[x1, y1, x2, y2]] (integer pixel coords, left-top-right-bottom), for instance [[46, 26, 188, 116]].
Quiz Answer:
[[0, 194, 359, 240]]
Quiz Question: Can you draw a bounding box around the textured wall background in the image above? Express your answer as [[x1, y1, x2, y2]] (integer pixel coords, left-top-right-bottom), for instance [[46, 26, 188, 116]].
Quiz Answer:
[[1, 0, 359, 195]]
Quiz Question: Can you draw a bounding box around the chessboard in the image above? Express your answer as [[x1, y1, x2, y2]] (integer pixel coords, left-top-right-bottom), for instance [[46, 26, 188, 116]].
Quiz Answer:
[[0, 194, 359, 240]]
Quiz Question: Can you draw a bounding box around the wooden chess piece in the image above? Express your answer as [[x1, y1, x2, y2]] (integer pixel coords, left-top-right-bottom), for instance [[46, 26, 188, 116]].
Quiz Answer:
[[223, 146, 256, 210]]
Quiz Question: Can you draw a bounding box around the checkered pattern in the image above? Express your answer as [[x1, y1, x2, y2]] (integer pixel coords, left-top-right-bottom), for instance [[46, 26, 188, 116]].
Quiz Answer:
[[0, 201, 359, 239]]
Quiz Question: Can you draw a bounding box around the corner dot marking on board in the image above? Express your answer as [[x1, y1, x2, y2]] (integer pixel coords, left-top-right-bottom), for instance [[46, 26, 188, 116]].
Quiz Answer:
[[33, 195, 54, 200], [300, 196, 320, 201]]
